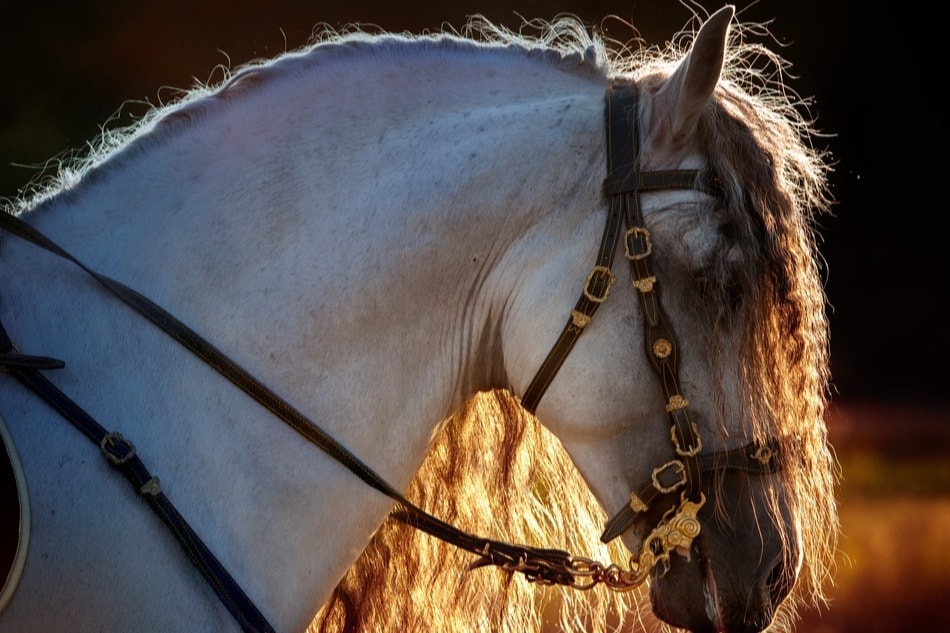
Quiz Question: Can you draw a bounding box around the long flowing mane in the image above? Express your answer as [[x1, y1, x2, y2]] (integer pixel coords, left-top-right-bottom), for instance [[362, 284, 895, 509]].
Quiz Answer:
[[307, 12, 837, 633]]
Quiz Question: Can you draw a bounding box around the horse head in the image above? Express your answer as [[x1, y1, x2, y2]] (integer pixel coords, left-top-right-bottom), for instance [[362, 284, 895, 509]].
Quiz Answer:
[[505, 7, 836, 631]]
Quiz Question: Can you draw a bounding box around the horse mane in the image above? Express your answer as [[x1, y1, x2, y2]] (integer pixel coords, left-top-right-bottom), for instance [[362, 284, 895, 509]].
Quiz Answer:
[[310, 12, 838, 633]]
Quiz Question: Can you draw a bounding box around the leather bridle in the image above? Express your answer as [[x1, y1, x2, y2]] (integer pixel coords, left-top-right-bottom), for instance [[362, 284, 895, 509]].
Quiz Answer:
[[0, 82, 781, 632], [521, 83, 782, 585]]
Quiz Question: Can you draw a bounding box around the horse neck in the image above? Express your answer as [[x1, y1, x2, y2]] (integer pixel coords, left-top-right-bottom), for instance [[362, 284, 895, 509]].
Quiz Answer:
[[23, 43, 608, 425], [4, 41, 608, 628]]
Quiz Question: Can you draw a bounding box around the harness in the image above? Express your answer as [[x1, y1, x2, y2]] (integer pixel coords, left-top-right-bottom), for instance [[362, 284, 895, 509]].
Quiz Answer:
[[0, 83, 780, 632]]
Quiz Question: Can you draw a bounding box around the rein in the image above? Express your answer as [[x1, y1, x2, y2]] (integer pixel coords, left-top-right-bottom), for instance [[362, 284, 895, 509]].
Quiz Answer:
[[0, 83, 780, 632], [0, 214, 577, 631]]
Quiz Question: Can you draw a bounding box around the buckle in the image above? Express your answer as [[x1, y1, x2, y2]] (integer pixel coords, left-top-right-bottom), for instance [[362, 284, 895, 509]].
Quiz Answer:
[[624, 227, 652, 260], [100, 432, 136, 465], [582, 266, 616, 303], [671, 422, 703, 457], [652, 460, 687, 494]]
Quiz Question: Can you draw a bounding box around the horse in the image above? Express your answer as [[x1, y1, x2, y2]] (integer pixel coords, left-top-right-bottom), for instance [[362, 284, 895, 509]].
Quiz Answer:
[[0, 5, 838, 632]]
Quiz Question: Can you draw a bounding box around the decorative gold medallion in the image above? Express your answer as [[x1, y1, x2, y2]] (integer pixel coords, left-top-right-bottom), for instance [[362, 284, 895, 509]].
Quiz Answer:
[[752, 444, 773, 464], [570, 310, 591, 328], [665, 394, 688, 412], [628, 492, 648, 513], [652, 338, 672, 359], [633, 276, 656, 293]]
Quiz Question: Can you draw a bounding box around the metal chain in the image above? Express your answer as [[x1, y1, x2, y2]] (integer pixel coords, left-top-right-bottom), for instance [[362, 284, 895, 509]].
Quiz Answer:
[[509, 493, 706, 592]]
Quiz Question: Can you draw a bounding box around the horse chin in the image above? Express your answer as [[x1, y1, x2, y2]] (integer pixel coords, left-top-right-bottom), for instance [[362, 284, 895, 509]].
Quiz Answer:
[[649, 555, 719, 633], [649, 550, 777, 633]]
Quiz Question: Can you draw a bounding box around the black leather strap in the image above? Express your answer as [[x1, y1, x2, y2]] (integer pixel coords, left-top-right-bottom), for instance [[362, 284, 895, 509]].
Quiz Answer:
[[0, 80, 782, 601], [600, 438, 783, 542], [1, 318, 275, 632], [602, 85, 707, 542], [0, 212, 401, 503], [0, 209, 583, 610], [520, 185, 624, 413], [522, 89, 708, 415], [518, 85, 712, 544]]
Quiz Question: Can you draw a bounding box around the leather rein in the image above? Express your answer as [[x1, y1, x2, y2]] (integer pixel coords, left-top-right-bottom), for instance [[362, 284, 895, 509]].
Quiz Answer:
[[0, 83, 780, 632]]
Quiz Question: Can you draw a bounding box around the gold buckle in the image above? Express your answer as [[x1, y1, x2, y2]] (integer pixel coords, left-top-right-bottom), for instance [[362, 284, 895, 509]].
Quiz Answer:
[[624, 227, 652, 260], [671, 423, 703, 457], [100, 432, 136, 465], [582, 266, 616, 303], [652, 460, 686, 494]]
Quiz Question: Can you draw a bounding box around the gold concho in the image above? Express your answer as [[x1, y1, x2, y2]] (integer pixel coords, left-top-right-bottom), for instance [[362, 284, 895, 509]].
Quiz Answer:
[[752, 445, 774, 465], [571, 310, 592, 328], [652, 338, 672, 359], [628, 492, 648, 513], [632, 276, 656, 293], [665, 394, 689, 412]]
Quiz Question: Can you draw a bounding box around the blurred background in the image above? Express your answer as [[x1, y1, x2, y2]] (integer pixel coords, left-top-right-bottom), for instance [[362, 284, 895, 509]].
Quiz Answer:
[[1, 1, 946, 631]]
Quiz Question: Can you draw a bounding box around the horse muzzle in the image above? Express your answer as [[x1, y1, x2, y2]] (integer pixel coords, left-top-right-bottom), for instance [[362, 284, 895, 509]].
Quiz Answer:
[[646, 480, 800, 633]]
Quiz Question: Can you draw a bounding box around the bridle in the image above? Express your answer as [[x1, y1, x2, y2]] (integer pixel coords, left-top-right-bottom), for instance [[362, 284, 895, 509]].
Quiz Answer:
[[521, 83, 782, 584], [0, 82, 781, 632]]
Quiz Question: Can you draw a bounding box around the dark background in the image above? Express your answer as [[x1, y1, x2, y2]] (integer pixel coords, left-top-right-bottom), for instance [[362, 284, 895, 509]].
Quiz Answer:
[[0, 1, 943, 408]]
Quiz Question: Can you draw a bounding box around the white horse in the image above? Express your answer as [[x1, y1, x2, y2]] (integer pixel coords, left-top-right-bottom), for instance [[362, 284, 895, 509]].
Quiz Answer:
[[0, 6, 838, 633]]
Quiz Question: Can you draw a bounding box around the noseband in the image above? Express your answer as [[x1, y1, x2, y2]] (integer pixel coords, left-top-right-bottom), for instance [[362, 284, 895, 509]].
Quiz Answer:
[[521, 83, 781, 585]]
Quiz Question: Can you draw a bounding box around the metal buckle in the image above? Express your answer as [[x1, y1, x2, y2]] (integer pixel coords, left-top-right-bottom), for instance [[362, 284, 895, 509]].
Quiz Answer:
[[624, 227, 652, 260], [100, 432, 136, 465], [671, 422, 703, 457], [582, 266, 616, 303], [652, 460, 687, 494]]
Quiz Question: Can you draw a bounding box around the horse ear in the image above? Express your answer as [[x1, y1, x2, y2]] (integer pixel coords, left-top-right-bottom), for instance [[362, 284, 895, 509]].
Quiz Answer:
[[652, 5, 734, 146]]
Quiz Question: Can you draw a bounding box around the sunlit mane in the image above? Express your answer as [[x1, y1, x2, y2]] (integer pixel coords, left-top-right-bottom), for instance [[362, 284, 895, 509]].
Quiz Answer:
[[307, 12, 837, 633]]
